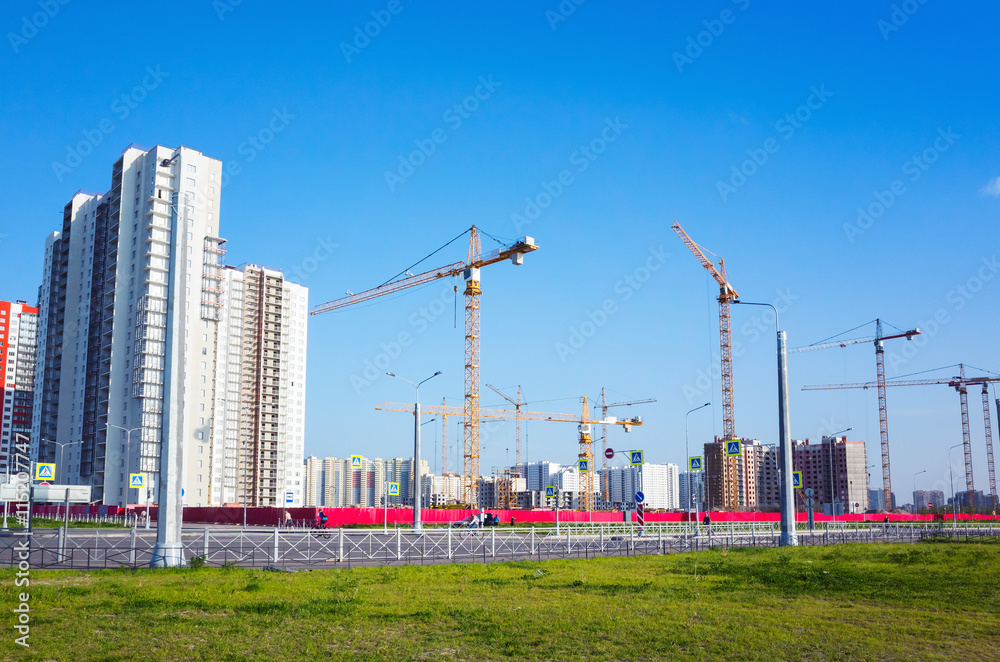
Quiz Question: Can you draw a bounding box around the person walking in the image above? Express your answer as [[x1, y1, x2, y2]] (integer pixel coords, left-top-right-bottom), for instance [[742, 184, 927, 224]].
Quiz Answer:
[[284, 510, 293, 529]]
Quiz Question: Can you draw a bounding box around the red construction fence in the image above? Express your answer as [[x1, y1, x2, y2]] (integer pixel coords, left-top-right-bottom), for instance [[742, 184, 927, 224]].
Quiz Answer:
[[27, 504, 1000, 527]]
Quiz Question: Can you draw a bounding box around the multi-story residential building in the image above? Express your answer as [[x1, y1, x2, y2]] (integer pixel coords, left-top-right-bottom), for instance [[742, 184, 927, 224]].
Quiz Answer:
[[793, 436, 868, 515], [678, 471, 704, 513], [757, 444, 781, 510], [211, 263, 307, 507], [913, 489, 945, 510], [522, 461, 562, 491], [32, 144, 306, 508], [304, 455, 429, 508], [868, 488, 894, 511], [0, 301, 38, 475], [704, 437, 763, 510], [605, 463, 678, 509]]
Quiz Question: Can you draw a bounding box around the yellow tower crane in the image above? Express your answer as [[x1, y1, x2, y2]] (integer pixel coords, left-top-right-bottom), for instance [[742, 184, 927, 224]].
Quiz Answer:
[[377, 399, 643, 511], [672, 221, 740, 509], [310, 227, 538, 506]]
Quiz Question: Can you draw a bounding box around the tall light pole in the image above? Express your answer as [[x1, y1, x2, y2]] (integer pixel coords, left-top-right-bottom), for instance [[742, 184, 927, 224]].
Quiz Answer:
[[46, 439, 83, 484], [387, 370, 441, 530], [685, 402, 710, 533], [734, 300, 796, 546], [107, 424, 140, 512], [948, 443, 964, 528], [826, 427, 852, 523], [913, 469, 927, 512]]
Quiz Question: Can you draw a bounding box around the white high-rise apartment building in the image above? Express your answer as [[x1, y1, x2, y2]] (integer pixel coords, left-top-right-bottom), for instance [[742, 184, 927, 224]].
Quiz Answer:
[[607, 463, 679, 509], [33, 144, 307, 508]]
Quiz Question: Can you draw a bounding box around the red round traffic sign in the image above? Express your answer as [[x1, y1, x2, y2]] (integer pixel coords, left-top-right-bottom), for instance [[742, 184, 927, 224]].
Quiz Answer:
[[604, 448, 615, 459], [40, 482, 50, 486]]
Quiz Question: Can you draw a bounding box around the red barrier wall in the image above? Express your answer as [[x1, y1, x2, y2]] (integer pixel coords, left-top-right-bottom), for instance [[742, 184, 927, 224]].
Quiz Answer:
[[25, 504, 1000, 526]]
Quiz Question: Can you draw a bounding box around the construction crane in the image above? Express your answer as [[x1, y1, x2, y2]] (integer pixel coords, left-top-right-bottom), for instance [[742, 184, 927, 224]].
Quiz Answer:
[[377, 399, 643, 511], [672, 221, 740, 509], [597, 389, 656, 504], [803, 364, 1000, 507], [440, 398, 450, 474], [310, 227, 539, 506], [486, 384, 526, 478], [792, 319, 921, 505]]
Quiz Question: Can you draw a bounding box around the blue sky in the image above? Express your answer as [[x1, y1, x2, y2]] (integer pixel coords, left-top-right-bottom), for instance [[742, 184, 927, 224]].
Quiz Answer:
[[2, 1, 998, 503]]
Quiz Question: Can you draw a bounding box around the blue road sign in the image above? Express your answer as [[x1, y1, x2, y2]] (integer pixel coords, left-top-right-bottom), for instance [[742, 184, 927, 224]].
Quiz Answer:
[[635, 491, 645, 504], [129, 473, 145, 488], [726, 440, 742, 457], [792, 471, 803, 489], [351, 455, 363, 469], [689, 456, 703, 471], [545, 486, 556, 498], [630, 450, 643, 466], [35, 464, 55, 480], [388, 482, 400, 496], [285, 492, 294, 504], [578, 459, 590, 472]]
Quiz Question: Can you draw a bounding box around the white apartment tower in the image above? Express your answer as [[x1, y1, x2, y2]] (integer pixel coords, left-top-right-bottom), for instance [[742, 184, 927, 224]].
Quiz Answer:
[[33, 144, 307, 508]]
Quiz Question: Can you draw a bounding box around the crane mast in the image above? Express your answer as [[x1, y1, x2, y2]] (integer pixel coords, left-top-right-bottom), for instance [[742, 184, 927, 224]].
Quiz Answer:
[[672, 221, 739, 509]]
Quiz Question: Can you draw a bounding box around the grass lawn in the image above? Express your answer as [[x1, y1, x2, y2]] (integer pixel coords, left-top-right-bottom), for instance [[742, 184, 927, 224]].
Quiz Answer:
[[1, 541, 997, 661]]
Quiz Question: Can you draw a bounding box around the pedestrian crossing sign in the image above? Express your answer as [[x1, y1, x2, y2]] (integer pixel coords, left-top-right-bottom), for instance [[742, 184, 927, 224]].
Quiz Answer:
[[726, 439, 742, 457], [35, 463, 55, 480], [130, 473, 145, 488], [689, 456, 703, 471], [630, 450, 643, 466], [545, 486, 556, 498], [351, 455, 363, 469], [792, 471, 802, 489], [388, 482, 399, 496], [578, 459, 590, 472]]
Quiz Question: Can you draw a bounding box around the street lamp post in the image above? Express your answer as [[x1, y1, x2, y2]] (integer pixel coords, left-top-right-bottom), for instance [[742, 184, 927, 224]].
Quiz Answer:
[[387, 371, 442, 530], [913, 469, 927, 513], [107, 424, 140, 518], [948, 443, 964, 528], [733, 300, 796, 546], [685, 402, 710, 534]]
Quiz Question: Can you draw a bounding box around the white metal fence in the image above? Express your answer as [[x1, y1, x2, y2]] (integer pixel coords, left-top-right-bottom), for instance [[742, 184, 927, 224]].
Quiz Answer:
[[2, 521, 997, 570]]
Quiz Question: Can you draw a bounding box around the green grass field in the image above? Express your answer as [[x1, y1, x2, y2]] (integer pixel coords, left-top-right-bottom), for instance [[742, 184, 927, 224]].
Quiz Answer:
[[2, 541, 997, 661]]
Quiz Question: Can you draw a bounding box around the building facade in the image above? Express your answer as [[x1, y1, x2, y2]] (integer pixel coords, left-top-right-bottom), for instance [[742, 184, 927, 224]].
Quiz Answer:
[[0, 301, 38, 475], [793, 436, 868, 515], [32, 144, 306, 508]]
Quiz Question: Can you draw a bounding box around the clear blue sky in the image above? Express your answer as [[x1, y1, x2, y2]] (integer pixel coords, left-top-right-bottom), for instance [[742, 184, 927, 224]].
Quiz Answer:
[[2, 1, 998, 503]]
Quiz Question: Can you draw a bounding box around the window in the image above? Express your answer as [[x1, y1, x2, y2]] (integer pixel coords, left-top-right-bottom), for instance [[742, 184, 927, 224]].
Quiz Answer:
[[186, 164, 196, 173], [186, 177, 196, 187]]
